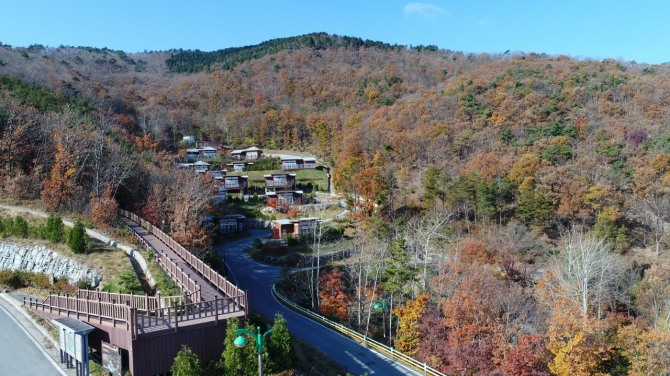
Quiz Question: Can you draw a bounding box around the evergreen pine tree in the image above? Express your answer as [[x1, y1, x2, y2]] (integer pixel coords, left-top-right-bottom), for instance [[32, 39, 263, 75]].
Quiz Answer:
[[67, 220, 88, 254], [267, 313, 294, 372], [476, 181, 496, 218], [516, 188, 553, 229], [170, 345, 203, 376], [13, 216, 28, 238], [45, 214, 65, 244], [221, 317, 244, 375], [382, 237, 416, 297], [220, 318, 257, 376], [421, 166, 441, 210]]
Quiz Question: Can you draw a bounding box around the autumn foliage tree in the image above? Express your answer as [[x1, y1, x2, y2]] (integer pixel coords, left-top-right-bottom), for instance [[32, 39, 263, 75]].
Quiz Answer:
[[393, 292, 428, 355], [318, 268, 351, 322], [498, 334, 549, 376], [90, 186, 118, 226]]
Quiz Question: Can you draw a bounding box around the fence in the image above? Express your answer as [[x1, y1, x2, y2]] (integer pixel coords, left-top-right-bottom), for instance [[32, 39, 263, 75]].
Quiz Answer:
[[26, 293, 246, 340], [118, 209, 247, 314], [27, 295, 131, 330], [154, 251, 201, 303], [74, 289, 184, 312], [121, 213, 202, 303], [133, 295, 246, 333], [272, 285, 445, 376]]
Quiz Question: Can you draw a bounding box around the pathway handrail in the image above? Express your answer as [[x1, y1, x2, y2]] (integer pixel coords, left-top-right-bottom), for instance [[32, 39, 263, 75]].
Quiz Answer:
[[26, 293, 246, 339], [74, 289, 184, 311], [135, 294, 246, 331], [119, 209, 246, 312], [119, 210, 202, 304], [154, 250, 201, 303], [26, 295, 132, 331], [272, 285, 444, 376]]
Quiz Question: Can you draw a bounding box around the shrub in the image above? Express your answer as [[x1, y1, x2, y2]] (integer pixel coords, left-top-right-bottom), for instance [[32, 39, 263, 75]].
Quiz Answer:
[[118, 270, 143, 294], [45, 214, 65, 244], [67, 220, 89, 254], [12, 216, 29, 238], [0, 270, 25, 289], [171, 345, 203, 376]]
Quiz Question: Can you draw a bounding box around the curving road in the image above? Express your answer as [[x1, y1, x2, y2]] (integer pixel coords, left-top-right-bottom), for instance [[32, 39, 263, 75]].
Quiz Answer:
[[0, 295, 68, 375], [218, 229, 417, 376]]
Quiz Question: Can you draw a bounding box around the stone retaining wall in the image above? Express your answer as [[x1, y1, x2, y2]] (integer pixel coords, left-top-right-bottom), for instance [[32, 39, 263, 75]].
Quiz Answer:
[[0, 242, 101, 286]]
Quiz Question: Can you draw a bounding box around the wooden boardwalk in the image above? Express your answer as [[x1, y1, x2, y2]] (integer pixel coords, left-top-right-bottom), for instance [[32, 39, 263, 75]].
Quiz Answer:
[[119, 215, 222, 303], [26, 210, 248, 375]]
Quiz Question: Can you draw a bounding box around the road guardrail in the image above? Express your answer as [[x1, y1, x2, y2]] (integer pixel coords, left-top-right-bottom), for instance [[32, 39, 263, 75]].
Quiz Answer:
[[272, 285, 445, 376]]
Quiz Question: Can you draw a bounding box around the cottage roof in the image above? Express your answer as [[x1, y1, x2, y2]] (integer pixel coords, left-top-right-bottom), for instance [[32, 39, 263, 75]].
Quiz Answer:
[[201, 146, 217, 151], [220, 214, 246, 220], [231, 146, 262, 154], [273, 219, 293, 225], [193, 161, 210, 166], [280, 155, 316, 162], [186, 148, 199, 153]]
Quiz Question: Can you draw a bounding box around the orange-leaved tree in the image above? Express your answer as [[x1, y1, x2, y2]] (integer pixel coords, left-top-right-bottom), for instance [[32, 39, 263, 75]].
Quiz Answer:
[[318, 268, 351, 322]]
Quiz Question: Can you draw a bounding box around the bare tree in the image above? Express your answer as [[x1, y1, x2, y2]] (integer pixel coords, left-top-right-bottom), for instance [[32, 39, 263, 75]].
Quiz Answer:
[[634, 263, 670, 331], [407, 208, 452, 290], [549, 230, 624, 320], [640, 191, 670, 257]]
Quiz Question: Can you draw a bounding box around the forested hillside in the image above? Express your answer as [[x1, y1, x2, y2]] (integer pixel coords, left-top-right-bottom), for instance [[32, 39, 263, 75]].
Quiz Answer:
[[1, 34, 670, 374]]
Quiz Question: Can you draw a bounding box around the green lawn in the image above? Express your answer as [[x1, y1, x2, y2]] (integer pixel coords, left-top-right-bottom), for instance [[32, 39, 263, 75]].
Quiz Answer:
[[228, 168, 329, 192]]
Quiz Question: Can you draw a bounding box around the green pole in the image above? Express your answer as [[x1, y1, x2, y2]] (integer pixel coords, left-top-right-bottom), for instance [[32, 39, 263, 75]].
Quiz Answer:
[[235, 326, 273, 376], [256, 326, 263, 376]]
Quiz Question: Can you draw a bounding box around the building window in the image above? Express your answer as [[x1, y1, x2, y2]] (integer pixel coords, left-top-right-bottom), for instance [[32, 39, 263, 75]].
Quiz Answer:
[[274, 175, 287, 186], [278, 193, 294, 205], [225, 177, 239, 187], [220, 220, 237, 233], [283, 161, 299, 169]]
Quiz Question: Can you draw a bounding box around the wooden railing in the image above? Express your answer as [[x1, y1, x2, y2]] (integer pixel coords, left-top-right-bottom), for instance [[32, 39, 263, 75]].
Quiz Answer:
[[74, 289, 184, 312], [133, 295, 245, 333], [27, 295, 131, 330], [120, 211, 202, 304], [118, 209, 247, 314], [26, 294, 246, 340], [154, 251, 201, 303]]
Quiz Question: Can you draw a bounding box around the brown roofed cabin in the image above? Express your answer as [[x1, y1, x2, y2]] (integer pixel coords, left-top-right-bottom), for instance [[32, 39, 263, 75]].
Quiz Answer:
[[271, 217, 320, 239], [266, 191, 303, 206], [281, 156, 317, 170], [264, 174, 296, 192], [222, 175, 248, 195], [231, 146, 262, 160]]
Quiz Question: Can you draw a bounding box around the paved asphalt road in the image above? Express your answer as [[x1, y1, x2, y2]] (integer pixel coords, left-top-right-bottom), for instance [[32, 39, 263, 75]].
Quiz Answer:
[[218, 229, 417, 376], [0, 298, 66, 376]]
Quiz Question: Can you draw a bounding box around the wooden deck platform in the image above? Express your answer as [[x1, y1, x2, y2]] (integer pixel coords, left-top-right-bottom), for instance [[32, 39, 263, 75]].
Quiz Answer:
[[25, 210, 248, 376]]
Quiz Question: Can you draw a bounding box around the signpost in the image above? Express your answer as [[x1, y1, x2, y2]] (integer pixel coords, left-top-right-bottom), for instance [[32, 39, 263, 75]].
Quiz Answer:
[[102, 341, 122, 376]]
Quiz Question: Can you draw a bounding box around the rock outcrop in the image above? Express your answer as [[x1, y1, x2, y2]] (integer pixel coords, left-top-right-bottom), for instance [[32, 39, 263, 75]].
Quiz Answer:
[[0, 242, 101, 286]]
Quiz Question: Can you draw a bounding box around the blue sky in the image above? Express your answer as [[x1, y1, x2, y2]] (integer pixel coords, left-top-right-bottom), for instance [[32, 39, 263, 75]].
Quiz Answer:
[[1, 1, 667, 64]]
